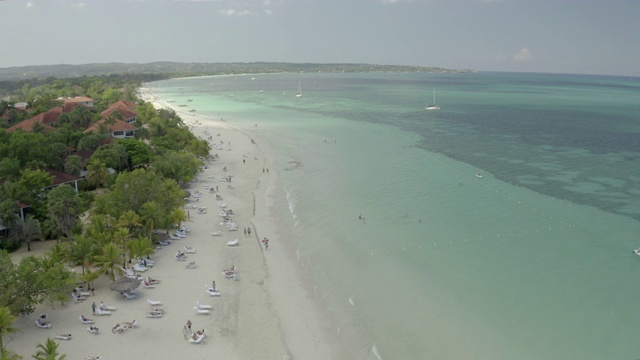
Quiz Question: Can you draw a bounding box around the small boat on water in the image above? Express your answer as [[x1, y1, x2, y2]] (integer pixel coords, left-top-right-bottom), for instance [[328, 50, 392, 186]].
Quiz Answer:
[[475, 174, 483, 178], [187, 99, 193, 102], [425, 87, 440, 110], [296, 80, 302, 98], [633, 248, 640, 256]]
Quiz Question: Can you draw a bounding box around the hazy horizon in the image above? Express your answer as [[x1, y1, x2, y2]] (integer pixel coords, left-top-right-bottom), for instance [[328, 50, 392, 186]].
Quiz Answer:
[[1, 0, 639, 77]]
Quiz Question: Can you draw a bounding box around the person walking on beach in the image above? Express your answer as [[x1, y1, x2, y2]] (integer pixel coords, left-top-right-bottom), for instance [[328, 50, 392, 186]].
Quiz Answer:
[[186, 319, 192, 333], [91, 301, 96, 315], [244, 228, 247, 237], [247, 227, 251, 236], [212, 281, 216, 292]]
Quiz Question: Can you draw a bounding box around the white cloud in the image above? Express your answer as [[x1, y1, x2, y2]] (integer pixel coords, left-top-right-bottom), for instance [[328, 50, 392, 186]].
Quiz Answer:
[[513, 48, 532, 63], [71, 2, 88, 8], [219, 9, 251, 16]]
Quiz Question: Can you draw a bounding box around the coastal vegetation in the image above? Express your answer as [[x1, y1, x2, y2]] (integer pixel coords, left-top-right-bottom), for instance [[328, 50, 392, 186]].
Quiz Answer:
[[0, 62, 470, 98], [0, 74, 210, 358]]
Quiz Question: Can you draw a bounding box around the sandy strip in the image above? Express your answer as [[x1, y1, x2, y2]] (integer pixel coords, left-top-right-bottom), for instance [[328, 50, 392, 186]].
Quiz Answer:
[[6, 94, 336, 359]]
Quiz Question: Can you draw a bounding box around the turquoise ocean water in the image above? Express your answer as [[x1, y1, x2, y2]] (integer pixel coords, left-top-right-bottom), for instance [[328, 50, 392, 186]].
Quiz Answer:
[[150, 72, 640, 360]]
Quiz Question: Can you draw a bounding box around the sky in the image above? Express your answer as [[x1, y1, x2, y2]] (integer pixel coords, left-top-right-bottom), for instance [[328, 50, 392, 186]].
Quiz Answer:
[[1, 0, 639, 76]]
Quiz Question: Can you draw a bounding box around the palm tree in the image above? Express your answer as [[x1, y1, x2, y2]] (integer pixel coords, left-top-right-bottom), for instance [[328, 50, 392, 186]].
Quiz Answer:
[[46, 185, 82, 242], [127, 236, 155, 261], [32, 337, 66, 360], [11, 214, 43, 251], [169, 208, 187, 231], [113, 227, 130, 267], [85, 158, 109, 189], [117, 210, 141, 234], [77, 270, 100, 296], [67, 235, 95, 275], [140, 201, 162, 240], [0, 307, 19, 358], [45, 244, 68, 264], [93, 243, 122, 281]]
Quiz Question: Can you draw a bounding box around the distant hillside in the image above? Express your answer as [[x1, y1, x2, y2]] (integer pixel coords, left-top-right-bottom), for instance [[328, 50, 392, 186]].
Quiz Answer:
[[0, 62, 470, 82]]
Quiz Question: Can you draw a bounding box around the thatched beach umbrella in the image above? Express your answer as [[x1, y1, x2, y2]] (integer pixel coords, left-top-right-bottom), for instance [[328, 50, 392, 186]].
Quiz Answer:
[[109, 277, 141, 292]]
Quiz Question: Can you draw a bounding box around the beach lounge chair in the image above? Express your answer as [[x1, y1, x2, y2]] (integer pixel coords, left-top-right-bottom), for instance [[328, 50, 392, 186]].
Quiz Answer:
[[184, 246, 196, 253], [185, 261, 198, 269], [210, 231, 222, 236], [87, 326, 100, 335], [147, 299, 163, 306], [205, 285, 221, 297], [146, 312, 163, 319], [133, 263, 148, 272], [54, 333, 72, 341], [99, 302, 116, 311], [194, 306, 210, 315], [95, 308, 111, 316], [122, 291, 137, 300], [226, 239, 239, 246], [120, 267, 136, 278], [143, 280, 155, 288], [35, 319, 51, 329], [85, 357, 103, 360], [196, 301, 212, 310], [189, 333, 206, 344], [123, 320, 138, 329], [79, 315, 95, 324], [72, 293, 86, 302], [175, 251, 187, 261]]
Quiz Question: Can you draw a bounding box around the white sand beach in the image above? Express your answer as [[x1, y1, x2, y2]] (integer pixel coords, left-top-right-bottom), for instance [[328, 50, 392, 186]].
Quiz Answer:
[[6, 95, 337, 359]]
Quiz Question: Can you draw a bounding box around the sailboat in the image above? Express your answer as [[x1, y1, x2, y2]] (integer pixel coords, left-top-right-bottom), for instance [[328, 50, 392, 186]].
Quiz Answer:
[[425, 87, 440, 110], [296, 80, 302, 97]]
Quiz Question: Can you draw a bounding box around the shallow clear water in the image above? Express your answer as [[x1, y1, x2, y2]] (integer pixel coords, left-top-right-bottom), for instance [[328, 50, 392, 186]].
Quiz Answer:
[[150, 72, 640, 360]]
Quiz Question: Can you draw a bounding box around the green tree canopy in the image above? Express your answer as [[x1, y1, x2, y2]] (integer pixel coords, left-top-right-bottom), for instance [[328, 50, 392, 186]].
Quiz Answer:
[[151, 150, 202, 184], [116, 139, 152, 169], [32, 337, 66, 360], [11, 215, 42, 252], [46, 185, 83, 241], [0, 306, 19, 359]]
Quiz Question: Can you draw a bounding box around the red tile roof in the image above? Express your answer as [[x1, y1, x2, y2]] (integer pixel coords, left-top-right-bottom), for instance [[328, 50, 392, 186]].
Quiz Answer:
[[6, 106, 69, 133], [84, 118, 138, 134], [45, 169, 83, 187], [101, 101, 138, 120], [6, 116, 55, 133]]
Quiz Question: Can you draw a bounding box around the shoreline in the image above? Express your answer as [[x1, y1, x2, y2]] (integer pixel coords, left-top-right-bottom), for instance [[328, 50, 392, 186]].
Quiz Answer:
[[6, 91, 336, 359]]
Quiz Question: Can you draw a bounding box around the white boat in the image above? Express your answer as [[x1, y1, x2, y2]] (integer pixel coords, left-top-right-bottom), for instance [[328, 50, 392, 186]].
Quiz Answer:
[[296, 80, 302, 97], [425, 87, 440, 110], [633, 248, 640, 256]]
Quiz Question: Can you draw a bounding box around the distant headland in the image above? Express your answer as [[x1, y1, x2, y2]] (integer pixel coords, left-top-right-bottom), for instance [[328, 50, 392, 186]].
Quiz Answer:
[[0, 62, 471, 82]]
